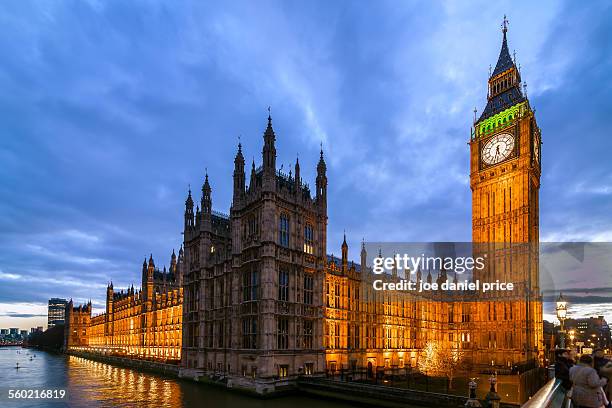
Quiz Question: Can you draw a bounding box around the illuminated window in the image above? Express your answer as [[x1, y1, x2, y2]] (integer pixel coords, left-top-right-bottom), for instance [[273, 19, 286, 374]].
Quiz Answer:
[[279, 365, 288, 378], [304, 224, 314, 254], [304, 362, 313, 375]]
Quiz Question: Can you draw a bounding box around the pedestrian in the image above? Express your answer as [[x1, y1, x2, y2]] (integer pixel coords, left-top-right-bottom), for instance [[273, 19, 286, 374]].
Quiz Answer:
[[569, 354, 608, 408], [594, 349, 612, 407], [555, 348, 574, 391]]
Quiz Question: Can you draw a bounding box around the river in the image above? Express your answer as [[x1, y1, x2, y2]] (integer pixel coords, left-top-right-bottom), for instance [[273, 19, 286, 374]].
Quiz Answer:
[[0, 347, 355, 408]]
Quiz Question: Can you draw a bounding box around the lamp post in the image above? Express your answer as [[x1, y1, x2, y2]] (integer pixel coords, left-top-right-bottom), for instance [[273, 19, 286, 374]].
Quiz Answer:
[[485, 374, 501, 408], [465, 377, 482, 408], [556, 292, 567, 349]]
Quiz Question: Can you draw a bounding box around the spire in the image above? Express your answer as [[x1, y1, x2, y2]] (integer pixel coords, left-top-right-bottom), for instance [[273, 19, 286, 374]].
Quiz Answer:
[[201, 170, 211, 215], [341, 232, 348, 271], [148, 253, 154, 267], [294, 154, 300, 188], [492, 15, 514, 77], [250, 158, 256, 189], [185, 186, 193, 207], [263, 107, 276, 172], [235, 139, 244, 164], [316, 142, 327, 203], [360, 238, 367, 271], [477, 16, 525, 123], [234, 139, 246, 202]]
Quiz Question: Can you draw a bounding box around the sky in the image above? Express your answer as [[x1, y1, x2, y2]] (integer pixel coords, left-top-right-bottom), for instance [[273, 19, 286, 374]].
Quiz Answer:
[[0, 1, 611, 330]]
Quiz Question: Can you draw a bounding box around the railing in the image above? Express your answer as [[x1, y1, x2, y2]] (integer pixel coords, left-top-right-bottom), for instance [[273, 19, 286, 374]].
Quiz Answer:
[[521, 379, 570, 408], [211, 210, 229, 219]]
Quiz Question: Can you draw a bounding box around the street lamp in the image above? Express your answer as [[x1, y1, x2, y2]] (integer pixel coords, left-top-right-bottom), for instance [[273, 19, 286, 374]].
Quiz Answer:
[[556, 292, 567, 348]]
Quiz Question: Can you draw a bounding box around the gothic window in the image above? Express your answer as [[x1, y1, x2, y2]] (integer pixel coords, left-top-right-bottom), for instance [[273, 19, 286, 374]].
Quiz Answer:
[[304, 224, 314, 254], [279, 214, 290, 247], [242, 266, 259, 301], [334, 323, 340, 349], [278, 269, 289, 301], [277, 318, 289, 349], [304, 274, 313, 305], [303, 320, 313, 349], [334, 283, 340, 308], [242, 317, 257, 349]]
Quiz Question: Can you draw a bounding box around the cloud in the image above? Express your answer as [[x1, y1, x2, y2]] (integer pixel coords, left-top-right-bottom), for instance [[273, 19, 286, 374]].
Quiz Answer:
[[0, 1, 611, 328]]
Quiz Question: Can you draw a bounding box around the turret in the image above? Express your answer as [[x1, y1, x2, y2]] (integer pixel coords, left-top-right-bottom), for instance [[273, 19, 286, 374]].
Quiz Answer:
[[341, 232, 348, 272], [106, 282, 114, 316], [170, 248, 177, 275], [185, 188, 194, 230], [201, 172, 211, 216], [145, 254, 154, 301], [316, 146, 327, 206], [360, 239, 367, 272], [294, 155, 301, 190], [249, 159, 256, 191], [262, 110, 276, 174], [141, 257, 148, 286], [233, 141, 245, 204], [177, 245, 184, 287]]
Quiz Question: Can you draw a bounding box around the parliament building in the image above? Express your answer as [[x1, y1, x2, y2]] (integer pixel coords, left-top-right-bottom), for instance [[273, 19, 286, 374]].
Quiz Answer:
[[64, 21, 543, 394]]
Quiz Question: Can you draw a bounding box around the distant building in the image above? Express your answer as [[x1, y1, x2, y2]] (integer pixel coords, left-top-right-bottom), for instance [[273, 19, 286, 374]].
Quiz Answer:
[[20, 330, 28, 338], [0, 329, 8, 335], [64, 251, 183, 361], [565, 316, 611, 350], [9, 328, 18, 336], [48, 298, 68, 328]]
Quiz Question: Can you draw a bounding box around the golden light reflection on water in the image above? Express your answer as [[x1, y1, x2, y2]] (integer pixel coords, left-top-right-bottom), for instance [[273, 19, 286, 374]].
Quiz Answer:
[[67, 356, 182, 407]]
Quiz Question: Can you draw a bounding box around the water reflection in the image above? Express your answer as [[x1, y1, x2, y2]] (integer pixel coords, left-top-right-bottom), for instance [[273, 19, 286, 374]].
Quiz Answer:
[[64, 356, 183, 407], [1, 347, 356, 408]]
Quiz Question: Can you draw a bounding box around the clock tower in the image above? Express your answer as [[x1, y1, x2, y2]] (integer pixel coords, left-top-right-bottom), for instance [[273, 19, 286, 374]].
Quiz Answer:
[[469, 17, 543, 366]]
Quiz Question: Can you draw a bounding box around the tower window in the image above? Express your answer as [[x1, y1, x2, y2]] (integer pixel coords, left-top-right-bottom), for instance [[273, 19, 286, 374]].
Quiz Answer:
[[304, 224, 314, 254], [242, 317, 257, 349], [303, 320, 313, 349], [278, 269, 289, 301], [279, 214, 290, 247], [304, 274, 313, 305], [277, 318, 289, 349], [242, 266, 259, 301]]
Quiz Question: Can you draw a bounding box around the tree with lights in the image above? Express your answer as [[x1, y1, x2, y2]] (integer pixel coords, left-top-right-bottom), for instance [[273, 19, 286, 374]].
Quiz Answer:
[[418, 341, 465, 390]]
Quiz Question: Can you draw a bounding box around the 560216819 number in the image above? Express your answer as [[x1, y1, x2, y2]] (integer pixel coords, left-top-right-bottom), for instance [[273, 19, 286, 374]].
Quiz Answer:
[[6, 389, 67, 399]]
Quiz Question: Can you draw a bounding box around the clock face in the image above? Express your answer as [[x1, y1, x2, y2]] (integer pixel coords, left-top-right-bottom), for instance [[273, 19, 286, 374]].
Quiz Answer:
[[481, 133, 515, 165]]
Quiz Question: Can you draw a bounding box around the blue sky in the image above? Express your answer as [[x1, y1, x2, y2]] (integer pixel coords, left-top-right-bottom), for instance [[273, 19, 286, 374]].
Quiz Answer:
[[1, 1, 611, 329]]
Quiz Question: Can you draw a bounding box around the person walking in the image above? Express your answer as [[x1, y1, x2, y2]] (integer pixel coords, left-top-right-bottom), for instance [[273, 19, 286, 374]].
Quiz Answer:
[[594, 349, 612, 407], [570, 354, 608, 408], [555, 348, 574, 391]]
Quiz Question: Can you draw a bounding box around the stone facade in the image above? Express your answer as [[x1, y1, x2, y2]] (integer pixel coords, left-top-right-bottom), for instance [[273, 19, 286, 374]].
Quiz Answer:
[[181, 114, 327, 385]]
